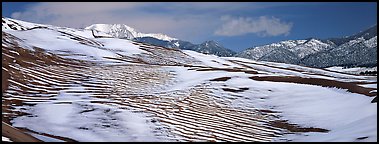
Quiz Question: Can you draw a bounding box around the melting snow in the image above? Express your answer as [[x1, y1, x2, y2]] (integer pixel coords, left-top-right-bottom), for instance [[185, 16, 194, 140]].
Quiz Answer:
[[223, 77, 377, 142], [3, 17, 377, 142], [3, 28, 147, 63], [2, 136, 12, 142], [11, 85, 164, 142]]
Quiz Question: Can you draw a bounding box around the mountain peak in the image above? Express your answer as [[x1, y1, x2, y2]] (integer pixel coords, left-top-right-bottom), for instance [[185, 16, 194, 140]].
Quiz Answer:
[[85, 23, 177, 41], [86, 24, 137, 32], [202, 40, 221, 47], [304, 37, 318, 41]]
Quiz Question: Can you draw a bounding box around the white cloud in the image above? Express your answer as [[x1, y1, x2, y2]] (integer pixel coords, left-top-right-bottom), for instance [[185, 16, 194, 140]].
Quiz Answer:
[[214, 15, 293, 37]]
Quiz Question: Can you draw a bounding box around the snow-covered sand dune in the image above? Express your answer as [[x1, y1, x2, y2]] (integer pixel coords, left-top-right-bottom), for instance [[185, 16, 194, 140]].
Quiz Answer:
[[2, 17, 377, 142]]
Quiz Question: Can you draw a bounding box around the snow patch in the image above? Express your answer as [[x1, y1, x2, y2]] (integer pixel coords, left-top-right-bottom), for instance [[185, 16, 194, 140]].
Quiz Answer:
[[2, 136, 12, 142], [223, 77, 377, 142]]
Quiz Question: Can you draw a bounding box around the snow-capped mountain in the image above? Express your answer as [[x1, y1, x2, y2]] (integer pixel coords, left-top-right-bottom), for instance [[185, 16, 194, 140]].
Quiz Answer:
[[289, 38, 335, 58], [328, 24, 377, 46], [2, 17, 236, 57], [133, 37, 236, 57], [2, 17, 377, 142], [237, 25, 377, 68], [85, 24, 177, 41], [85, 24, 236, 57], [186, 40, 236, 57], [237, 40, 305, 61], [300, 35, 377, 68], [299, 25, 377, 68], [237, 38, 334, 64]]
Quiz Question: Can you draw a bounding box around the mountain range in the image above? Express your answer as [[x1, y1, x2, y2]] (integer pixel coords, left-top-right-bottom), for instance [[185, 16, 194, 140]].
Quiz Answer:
[[86, 22, 377, 68], [3, 17, 376, 68], [238, 25, 377, 68], [86, 24, 236, 57]]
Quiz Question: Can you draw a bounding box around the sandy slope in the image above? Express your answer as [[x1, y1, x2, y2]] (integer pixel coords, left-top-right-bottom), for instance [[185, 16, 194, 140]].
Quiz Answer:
[[2, 18, 377, 142]]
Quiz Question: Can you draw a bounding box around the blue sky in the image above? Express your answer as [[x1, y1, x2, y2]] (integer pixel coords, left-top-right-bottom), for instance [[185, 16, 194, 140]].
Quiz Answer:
[[2, 2, 377, 52]]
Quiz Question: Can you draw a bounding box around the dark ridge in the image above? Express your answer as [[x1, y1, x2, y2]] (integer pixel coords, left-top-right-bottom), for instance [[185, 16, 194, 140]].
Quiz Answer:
[[258, 109, 279, 114], [269, 120, 329, 133], [222, 87, 249, 93], [210, 77, 232, 82], [239, 87, 249, 91], [371, 96, 377, 103], [356, 136, 369, 140]]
